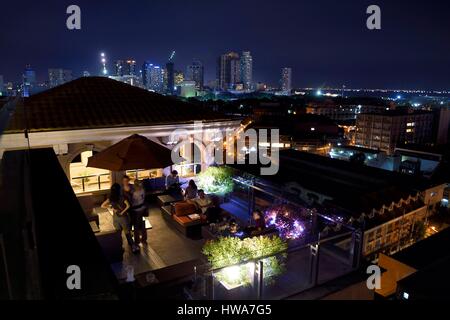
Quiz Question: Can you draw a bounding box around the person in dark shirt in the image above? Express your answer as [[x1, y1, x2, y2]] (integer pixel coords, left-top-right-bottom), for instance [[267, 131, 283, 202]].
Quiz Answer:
[[122, 175, 134, 203], [252, 209, 266, 231], [203, 196, 222, 223], [245, 209, 266, 236], [165, 170, 181, 195], [101, 183, 139, 253]]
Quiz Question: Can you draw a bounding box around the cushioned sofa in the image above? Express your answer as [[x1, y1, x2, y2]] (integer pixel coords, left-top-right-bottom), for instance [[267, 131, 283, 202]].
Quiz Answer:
[[161, 201, 206, 238]]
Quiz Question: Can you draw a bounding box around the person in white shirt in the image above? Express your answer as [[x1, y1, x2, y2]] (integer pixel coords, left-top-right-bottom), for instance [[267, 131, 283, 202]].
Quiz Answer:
[[194, 189, 212, 214], [130, 179, 147, 244]]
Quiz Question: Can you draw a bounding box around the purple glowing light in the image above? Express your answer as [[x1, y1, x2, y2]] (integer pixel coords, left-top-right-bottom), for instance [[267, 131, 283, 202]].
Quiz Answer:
[[265, 207, 306, 240]]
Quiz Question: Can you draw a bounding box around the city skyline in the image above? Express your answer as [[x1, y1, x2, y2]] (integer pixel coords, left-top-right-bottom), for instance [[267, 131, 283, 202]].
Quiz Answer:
[[1, 0, 450, 90]]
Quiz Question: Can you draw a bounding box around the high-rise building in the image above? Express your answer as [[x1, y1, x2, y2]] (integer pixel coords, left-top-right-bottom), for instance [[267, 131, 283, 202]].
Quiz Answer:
[[142, 62, 164, 93], [281, 67, 292, 94], [115, 60, 125, 77], [217, 52, 241, 91], [355, 109, 434, 154], [115, 59, 135, 76], [48, 69, 73, 88], [112, 59, 139, 86], [0, 75, 4, 96], [22, 64, 36, 97], [174, 71, 184, 85], [125, 60, 136, 76], [100, 52, 108, 76], [186, 59, 204, 90], [142, 61, 151, 88], [166, 61, 175, 95], [240, 51, 253, 91]]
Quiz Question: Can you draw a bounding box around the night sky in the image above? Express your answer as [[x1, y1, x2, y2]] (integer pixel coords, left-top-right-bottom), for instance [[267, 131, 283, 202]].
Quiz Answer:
[[1, 0, 450, 90]]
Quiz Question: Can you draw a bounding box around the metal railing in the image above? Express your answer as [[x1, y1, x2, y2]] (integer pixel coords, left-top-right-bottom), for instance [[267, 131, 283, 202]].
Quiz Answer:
[[191, 232, 359, 300], [71, 173, 110, 193]]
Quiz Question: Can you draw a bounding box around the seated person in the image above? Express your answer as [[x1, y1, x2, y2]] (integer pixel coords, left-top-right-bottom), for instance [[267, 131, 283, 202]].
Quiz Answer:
[[184, 179, 198, 200], [203, 196, 221, 223], [165, 170, 181, 195], [245, 209, 266, 236], [193, 189, 212, 214], [229, 219, 239, 234]]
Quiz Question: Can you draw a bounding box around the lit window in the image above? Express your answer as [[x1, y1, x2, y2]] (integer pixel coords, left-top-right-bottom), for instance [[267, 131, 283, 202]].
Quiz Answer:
[[126, 169, 164, 182], [70, 151, 110, 193]]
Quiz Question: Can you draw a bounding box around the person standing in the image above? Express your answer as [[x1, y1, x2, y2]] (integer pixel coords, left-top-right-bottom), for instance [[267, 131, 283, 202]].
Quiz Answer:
[[122, 175, 134, 204], [101, 183, 139, 253], [130, 179, 147, 244]]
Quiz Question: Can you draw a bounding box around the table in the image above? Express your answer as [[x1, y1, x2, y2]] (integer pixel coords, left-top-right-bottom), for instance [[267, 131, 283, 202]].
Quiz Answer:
[[89, 221, 100, 233], [157, 194, 184, 206]]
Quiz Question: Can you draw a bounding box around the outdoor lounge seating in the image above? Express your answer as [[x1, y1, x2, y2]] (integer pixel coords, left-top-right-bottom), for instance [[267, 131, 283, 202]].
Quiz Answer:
[[161, 202, 206, 238], [143, 177, 167, 203]]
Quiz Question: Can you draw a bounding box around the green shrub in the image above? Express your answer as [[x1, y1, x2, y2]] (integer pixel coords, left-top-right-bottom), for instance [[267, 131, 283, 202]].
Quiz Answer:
[[197, 166, 234, 195], [202, 236, 288, 287]]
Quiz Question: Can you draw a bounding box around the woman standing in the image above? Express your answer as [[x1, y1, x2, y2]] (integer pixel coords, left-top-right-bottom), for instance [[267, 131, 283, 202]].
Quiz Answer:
[[130, 179, 147, 244], [102, 183, 139, 253]]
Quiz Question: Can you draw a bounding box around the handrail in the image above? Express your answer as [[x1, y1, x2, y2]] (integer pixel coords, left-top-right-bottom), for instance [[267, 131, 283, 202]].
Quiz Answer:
[[71, 173, 110, 180]]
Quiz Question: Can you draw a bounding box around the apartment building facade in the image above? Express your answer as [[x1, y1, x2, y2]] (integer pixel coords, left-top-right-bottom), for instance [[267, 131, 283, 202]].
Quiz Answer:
[[355, 111, 434, 154]]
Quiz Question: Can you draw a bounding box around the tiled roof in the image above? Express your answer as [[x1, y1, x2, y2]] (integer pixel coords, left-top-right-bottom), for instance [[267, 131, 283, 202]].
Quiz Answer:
[[5, 77, 232, 133]]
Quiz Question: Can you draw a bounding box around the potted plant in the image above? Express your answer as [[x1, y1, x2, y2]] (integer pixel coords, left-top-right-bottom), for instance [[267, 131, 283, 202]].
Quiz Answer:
[[202, 236, 288, 290]]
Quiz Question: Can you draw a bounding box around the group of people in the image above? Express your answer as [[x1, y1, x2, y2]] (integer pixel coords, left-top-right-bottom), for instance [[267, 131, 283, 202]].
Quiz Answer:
[[101, 171, 267, 252], [165, 170, 221, 223], [182, 176, 267, 233], [184, 178, 222, 223], [101, 175, 147, 254]]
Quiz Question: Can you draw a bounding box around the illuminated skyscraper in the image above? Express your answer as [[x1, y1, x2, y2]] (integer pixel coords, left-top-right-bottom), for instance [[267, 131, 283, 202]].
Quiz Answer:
[[142, 61, 151, 88], [174, 71, 184, 85], [125, 60, 136, 76], [114, 60, 125, 76], [22, 64, 36, 97], [115, 59, 136, 76], [142, 62, 164, 93], [240, 51, 253, 91], [48, 69, 73, 88], [186, 59, 204, 90], [100, 52, 108, 76], [113, 59, 139, 86], [217, 52, 240, 91], [281, 67, 292, 94], [0, 75, 4, 96], [166, 61, 175, 94]]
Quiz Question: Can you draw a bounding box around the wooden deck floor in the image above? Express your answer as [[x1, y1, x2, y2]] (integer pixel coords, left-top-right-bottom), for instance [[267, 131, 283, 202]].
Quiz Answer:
[[97, 206, 204, 281]]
